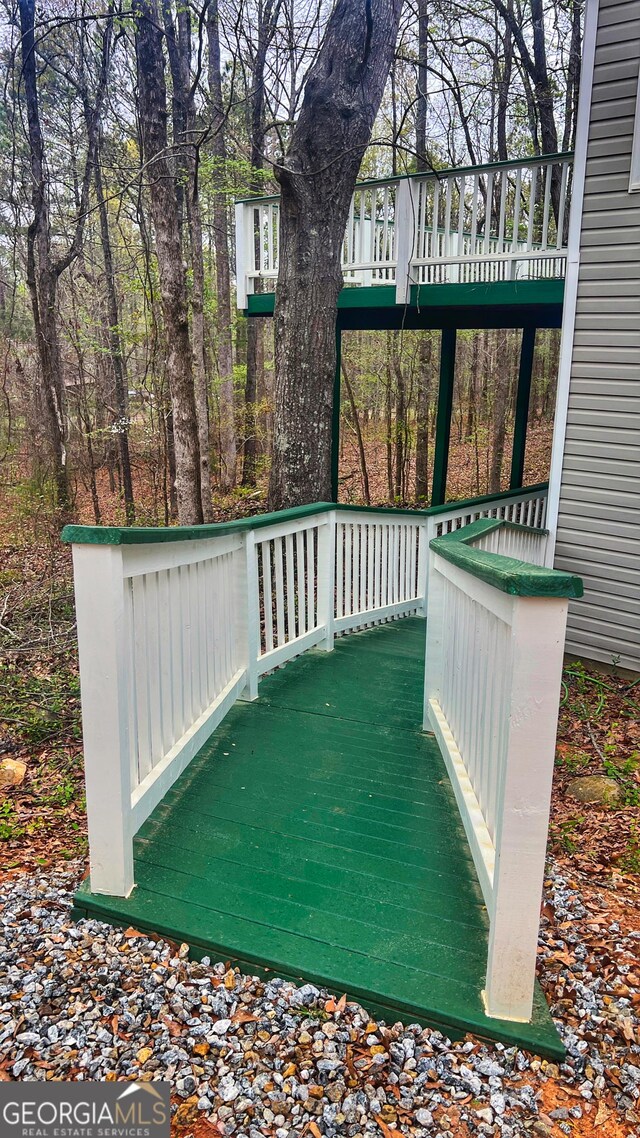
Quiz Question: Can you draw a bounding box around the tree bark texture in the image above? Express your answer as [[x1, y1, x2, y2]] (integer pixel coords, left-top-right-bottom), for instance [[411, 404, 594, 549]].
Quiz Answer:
[[415, 0, 429, 171], [207, 0, 236, 492], [341, 357, 370, 505], [269, 0, 403, 509], [19, 0, 109, 509], [489, 328, 511, 494], [415, 333, 432, 500], [241, 0, 279, 488], [163, 0, 213, 520], [134, 0, 203, 524], [94, 140, 135, 523]]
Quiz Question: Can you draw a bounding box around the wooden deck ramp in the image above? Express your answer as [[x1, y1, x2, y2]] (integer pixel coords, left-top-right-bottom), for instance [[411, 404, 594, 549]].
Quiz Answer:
[[74, 616, 563, 1058]]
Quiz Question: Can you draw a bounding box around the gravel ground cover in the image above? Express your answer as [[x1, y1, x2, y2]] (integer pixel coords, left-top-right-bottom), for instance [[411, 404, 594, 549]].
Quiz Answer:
[[0, 863, 638, 1138]]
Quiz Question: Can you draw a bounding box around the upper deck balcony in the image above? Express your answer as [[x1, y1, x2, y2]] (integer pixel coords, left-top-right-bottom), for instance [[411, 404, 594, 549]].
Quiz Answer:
[[235, 152, 573, 321]]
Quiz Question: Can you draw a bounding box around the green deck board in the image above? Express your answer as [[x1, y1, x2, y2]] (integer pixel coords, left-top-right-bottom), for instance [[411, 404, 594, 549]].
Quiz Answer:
[[155, 767, 474, 840], [134, 837, 486, 940], [140, 811, 484, 904], [75, 617, 564, 1059], [157, 770, 472, 835], [125, 860, 486, 981], [148, 800, 476, 881]]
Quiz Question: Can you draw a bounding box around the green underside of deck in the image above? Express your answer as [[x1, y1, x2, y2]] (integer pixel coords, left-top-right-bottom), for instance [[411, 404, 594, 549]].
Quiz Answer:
[[74, 618, 563, 1060], [245, 280, 564, 328]]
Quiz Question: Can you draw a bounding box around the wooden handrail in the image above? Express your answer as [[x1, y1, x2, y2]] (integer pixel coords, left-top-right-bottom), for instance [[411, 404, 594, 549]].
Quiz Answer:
[[430, 518, 582, 598], [61, 482, 549, 546], [235, 152, 575, 207]]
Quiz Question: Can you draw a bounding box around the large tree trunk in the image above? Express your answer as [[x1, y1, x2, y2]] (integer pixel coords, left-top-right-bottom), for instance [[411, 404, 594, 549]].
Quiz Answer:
[[18, 0, 109, 510], [489, 329, 511, 494], [241, 0, 279, 488], [390, 333, 406, 500], [415, 334, 432, 500], [415, 0, 429, 171], [341, 357, 370, 505], [134, 0, 203, 524], [269, 0, 403, 509], [492, 0, 560, 215], [207, 0, 236, 493], [94, 139, 135, 523], [163, 0, 213, 520]]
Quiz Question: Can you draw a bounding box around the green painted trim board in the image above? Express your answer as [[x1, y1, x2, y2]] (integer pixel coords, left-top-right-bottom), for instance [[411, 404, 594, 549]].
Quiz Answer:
[[62, 482, 549, 546], [244, 279, 564, 324], [431, 520, 584, 597]]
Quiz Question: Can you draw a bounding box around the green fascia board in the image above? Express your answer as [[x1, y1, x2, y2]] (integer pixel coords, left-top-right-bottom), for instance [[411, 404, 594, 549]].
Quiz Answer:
[[61, 483, 549, 547], [431, 519, 583, 599], [412, 280, 564, 310], [245, 279, 564, 321]]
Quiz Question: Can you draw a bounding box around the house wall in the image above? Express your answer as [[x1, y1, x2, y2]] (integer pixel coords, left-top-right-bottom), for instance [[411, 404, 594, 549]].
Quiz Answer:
[[553, 0, 640, 672]]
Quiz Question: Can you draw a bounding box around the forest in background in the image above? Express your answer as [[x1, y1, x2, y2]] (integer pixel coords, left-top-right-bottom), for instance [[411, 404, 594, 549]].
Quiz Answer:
[[0, 0, 581, 532]]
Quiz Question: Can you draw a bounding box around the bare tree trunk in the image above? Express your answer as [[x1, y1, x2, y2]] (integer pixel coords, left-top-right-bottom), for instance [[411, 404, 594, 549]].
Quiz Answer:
[[492, 0, 560, 214], [165, 408, 179, 522], [269, 0, 403, 508], [465, 332, 479, 439], [341, 357, 370, 505], [94, 140, 135, 523], [415, 0, 429, 170], [188, 191, 214, 520], [18, 0, 109, 509], [163, 0, 213, 520], [390, 333, 406, 500], [242, 0, 279, 488], [489, 329, 510, 494], [496, 5, 512, 163], [562, 0, 582, 152], [207, 0, 236, 492], [415, 333, 431, 499], [385, 339, 394, 499], [134, 0, 203, 524]]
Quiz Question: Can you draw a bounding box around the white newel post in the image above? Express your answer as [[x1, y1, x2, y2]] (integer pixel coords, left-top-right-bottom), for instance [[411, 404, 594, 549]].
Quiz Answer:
[[234, 202, 252, 310], [484, 594, 569, 1021], [239, 530, 260, 701], [317, 512, 336, 651], [394, 178, 414, 305], [417, 521, 430, 615], [423, 549, 445, 731], [72, 544, 134, 897]]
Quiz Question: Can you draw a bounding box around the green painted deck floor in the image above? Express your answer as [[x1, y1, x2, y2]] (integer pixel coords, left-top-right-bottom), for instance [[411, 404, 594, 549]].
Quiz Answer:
[[74, 617, 563, 1058]]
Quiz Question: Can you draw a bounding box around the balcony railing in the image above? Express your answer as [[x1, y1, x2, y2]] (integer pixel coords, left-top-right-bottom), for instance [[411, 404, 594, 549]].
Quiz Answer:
[[62, 482, 588, 1025], [235, 152, 573, 307], [62, 484, 549, 900]]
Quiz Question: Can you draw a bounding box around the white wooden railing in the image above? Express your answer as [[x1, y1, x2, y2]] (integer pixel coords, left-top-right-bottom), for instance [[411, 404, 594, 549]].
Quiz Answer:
[[64, 484, 548, 901], [424, 518, 582, 1022], [235, 153, 573, 307]]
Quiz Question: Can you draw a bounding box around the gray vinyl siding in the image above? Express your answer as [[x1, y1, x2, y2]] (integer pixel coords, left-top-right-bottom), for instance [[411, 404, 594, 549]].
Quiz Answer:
[[554, 0, 640, 671]]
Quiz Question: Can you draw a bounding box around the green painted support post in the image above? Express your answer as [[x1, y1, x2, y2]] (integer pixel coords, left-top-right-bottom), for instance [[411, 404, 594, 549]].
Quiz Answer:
[[431, 328, 456, 507], [331, 326, 341, 502], [510, 326, 536, 490]]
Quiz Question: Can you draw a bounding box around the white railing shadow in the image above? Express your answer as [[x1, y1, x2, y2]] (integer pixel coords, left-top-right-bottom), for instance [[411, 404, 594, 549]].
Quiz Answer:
[[424, 518, 582, 1022]]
